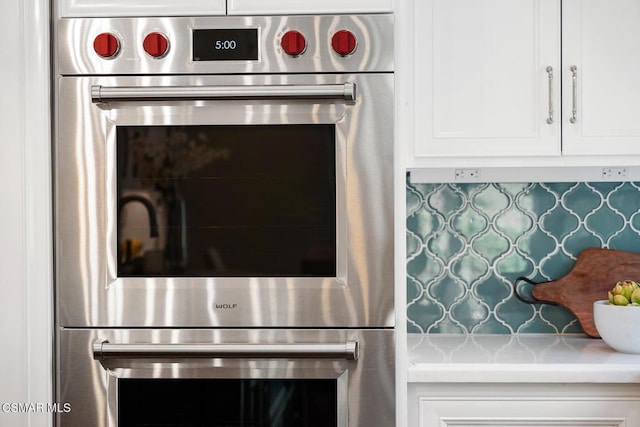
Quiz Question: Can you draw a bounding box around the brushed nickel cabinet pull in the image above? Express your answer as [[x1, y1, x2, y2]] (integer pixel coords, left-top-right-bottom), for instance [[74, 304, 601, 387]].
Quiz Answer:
[[546, 65, 554, 124], [570, 65, 578, 123]]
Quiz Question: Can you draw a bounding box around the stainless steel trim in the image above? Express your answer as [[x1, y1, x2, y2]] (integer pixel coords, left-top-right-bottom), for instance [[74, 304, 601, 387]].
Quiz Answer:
[[546, 65, 554, 124], [570, 65, 578, 123], [91, 83, 357, 104], [92, 340, 359, 360]]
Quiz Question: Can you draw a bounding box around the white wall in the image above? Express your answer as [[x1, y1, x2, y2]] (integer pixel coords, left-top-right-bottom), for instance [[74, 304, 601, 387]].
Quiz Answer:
[[0, 0, 29, 422], [0, 0, 52, 425]]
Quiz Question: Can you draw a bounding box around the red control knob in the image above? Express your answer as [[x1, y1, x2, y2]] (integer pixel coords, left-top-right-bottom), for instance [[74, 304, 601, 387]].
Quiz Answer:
[[93, 32, 120, 58], [331, 30, 357, 56], [143, 32, 169, 58], [281, 30, 307, 57]]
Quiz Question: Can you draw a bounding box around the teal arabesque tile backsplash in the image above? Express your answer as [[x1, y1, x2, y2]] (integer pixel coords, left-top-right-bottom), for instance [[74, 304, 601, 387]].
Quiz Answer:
[[406, 180, 640, 334]]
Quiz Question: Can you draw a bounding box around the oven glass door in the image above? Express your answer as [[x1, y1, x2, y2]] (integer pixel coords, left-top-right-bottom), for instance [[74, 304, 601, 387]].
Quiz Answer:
[[117, 124, 336, 278], [118, 378, 338, 427], [56, 74, 393, 328]]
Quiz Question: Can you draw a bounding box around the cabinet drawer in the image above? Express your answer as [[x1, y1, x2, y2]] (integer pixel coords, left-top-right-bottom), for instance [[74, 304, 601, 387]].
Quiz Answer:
[[410, 383, 640, 427]]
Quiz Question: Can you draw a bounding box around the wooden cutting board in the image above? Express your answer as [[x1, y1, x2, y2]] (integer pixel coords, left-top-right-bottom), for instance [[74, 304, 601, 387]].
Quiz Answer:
[[531, 248, 640, 338]]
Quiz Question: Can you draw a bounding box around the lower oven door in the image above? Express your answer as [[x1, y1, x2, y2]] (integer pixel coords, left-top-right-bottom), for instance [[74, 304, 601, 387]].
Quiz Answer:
[[57, 328, 394, 427]]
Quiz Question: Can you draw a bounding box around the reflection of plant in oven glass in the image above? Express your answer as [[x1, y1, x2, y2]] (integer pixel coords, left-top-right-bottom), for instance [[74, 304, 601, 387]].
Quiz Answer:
[[129, 127, 231, 185]]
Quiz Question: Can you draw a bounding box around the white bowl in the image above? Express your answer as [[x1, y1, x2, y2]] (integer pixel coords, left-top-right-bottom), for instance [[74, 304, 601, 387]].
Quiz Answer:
[[593, 300, 640, 354]]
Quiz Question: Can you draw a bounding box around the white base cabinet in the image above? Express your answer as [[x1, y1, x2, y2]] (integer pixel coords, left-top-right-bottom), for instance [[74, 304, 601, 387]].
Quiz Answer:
[[409, 383, 640, 427]]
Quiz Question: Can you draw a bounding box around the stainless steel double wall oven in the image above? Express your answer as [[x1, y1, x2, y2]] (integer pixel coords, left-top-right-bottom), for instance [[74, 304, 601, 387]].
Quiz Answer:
[[54, 13, 394, 427]]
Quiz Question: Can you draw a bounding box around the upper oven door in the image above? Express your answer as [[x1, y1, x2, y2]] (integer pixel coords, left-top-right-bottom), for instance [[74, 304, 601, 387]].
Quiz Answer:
[[55, 74, 393, 328]]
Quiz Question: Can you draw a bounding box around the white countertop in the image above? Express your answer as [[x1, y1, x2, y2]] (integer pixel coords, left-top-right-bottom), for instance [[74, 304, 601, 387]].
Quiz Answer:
[[407, 334, 640, 384]]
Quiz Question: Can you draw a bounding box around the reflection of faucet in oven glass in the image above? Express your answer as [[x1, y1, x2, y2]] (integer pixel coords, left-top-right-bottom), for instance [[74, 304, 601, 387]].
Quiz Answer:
[[162, 186, 187, 274], [118, 195, 159, 275]]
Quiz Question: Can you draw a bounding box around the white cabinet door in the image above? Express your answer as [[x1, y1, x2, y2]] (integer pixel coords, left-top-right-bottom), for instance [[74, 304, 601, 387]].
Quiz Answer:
[[59, 0, 392, 17], [410, 384, 640, 427], [57, 0, 226, 17], [562, 0, 640, 155], [418, 398, 640, 426], [413, 0, 561, 158], [227, 0, 393, 15]]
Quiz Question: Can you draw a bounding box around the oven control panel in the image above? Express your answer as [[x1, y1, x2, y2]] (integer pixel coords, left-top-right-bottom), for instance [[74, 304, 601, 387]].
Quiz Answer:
[[57, 15, 394, 75]]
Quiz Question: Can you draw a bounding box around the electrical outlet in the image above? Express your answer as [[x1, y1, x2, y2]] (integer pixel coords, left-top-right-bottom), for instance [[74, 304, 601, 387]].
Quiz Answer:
[[602, 167, 628, 180], [455, 169, 481, 180]]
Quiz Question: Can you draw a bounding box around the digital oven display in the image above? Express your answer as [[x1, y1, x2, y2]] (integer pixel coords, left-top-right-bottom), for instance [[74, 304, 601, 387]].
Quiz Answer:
[[193, 29, 259, 61]]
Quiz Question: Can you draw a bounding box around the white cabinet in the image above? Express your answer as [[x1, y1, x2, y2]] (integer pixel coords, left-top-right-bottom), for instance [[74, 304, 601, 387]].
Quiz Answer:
[[409, 383, 640, 427], [411, 0, 640, 165], [413, 0, 561, 158], [227, 0, 393, 15], [57, 0, 392, 17], [562, 0, 640, 156], [57, 0, 227, 17]]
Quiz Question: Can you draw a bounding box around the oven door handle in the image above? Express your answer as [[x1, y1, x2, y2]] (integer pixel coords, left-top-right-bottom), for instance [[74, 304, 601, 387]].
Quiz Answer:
[[93, 340, 359, 361], [91, 83, 357, 104]]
